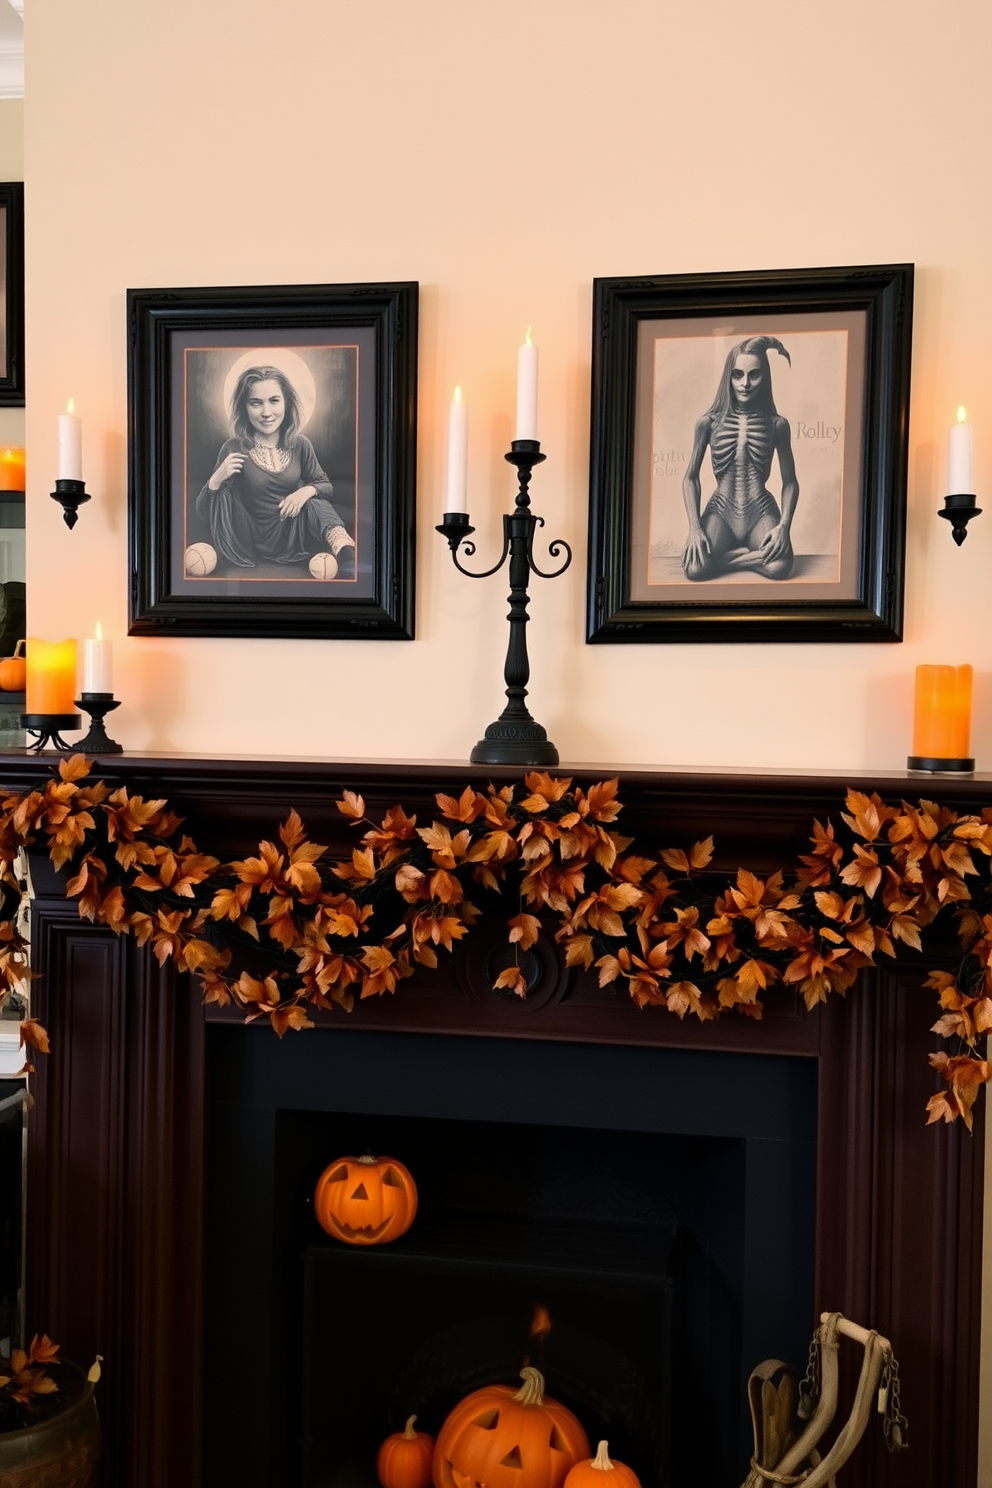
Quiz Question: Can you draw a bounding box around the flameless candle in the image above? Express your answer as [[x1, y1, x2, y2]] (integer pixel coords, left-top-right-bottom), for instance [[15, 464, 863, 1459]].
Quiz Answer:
[[948, 406, 973, 494], [58, 399, 82, 481], [81, 622, 113, 694], [913, 664, 973, 763], [26, 638, 78, 715], [515, 331, 538, 442], [445, 386, 468, 513], [0, 447, 25, 492]]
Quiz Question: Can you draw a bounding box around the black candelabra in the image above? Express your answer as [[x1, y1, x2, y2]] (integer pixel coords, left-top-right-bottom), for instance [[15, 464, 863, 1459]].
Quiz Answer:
[[436, 440, 570, 765]]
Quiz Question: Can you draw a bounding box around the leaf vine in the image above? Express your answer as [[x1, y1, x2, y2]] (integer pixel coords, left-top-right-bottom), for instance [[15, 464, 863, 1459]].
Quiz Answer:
[[1, 757, 990, 1127]]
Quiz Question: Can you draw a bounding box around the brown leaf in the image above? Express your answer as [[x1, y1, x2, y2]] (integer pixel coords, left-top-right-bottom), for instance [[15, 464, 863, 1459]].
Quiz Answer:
[[337, 790, 366, 820], [508, 913, 542, 950], [493, 965, 528, 997], [19, 1019, 50, 1055]]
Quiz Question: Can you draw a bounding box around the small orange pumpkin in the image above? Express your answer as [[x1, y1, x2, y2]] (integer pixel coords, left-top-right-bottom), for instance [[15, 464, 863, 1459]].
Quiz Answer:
[[563, 1442, 641, 1488], [377, 1415, 435, 1488], [0, 640, 25, 692], [314, 1153, 418, 1245], [433, 1367, 590, 1488]]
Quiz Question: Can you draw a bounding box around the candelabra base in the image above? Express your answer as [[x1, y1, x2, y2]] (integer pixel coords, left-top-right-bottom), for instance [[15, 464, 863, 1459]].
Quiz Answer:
[[470, 719, 559, 767], [907, 755, 975, 774], [20, 713, 82, 752], [75, 693, 124, 754]]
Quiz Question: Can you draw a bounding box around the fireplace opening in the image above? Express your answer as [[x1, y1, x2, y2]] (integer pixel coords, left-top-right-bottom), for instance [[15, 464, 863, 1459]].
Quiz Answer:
[[204, 1026, 817, 1488]]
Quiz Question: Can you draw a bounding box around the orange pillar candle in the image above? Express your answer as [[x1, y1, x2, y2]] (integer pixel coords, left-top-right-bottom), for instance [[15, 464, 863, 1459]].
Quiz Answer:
[[25, 639, 78, 715], [0, 447, 25, 491], [910, 664, 974, 769]]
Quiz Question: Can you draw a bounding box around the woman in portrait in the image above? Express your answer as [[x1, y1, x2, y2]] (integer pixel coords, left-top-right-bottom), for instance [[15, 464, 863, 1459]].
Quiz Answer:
[[195, 364, 355, 577], [681, 336, 798, 582]]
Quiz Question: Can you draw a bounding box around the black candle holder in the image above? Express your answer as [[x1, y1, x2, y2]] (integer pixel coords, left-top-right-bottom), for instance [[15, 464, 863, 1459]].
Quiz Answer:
[[75, 693, 123, 754], [938, 492, 982, 546], [20, 713, 81, 752], [437, 439, 571, 765], [50, 479, 92, 530], [907, 753, 975, 774]]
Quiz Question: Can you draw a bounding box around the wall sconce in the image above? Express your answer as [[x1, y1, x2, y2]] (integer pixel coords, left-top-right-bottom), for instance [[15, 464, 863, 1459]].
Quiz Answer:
[[50, 400, 91, 529], [938, 407, 982, 545]]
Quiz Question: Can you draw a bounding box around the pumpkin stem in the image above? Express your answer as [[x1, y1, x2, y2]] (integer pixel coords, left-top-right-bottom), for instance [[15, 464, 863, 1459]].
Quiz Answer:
[[591, 1442, 614, 1471], [403, 1415, 418, 1439], [514, 1366, 546, 1407], [357, 1154, 378, 1164]]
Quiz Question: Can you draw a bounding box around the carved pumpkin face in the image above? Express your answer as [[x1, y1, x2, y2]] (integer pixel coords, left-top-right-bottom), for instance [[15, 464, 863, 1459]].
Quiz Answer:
[[434, 1369, 590, 1488], [314, 1154, 418, 1245]]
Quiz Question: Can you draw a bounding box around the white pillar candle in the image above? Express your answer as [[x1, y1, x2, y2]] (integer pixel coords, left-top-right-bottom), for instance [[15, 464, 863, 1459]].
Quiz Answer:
[[515, 332, 539, 441], [948, 406, 973, 493], [445, 386, 468, 513], [58, 399, 82, 481], [81, 623, 112, 694]]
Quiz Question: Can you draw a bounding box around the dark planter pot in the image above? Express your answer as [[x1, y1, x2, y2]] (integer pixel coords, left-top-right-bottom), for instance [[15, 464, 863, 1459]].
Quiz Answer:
[[0, 1363, 99, 1487]]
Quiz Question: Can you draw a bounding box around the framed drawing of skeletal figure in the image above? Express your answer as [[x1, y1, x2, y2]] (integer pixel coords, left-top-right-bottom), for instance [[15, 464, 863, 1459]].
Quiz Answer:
[[586, 265, 913, 643]]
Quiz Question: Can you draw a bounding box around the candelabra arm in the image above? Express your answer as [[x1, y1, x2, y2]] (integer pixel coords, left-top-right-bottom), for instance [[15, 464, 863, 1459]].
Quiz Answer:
[[436, 512, 512, 579], [526, 519, 573, 580]]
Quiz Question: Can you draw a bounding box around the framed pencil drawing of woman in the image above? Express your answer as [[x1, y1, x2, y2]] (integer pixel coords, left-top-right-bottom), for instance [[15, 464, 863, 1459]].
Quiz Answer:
[[128, 281, 417, 639], [586, 265, 913, 644]]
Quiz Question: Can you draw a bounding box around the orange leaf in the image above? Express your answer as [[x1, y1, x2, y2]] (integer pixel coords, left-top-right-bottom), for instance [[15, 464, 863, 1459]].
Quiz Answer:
[[19, 1019, 50, 1055], [337, 790, 366, 820]]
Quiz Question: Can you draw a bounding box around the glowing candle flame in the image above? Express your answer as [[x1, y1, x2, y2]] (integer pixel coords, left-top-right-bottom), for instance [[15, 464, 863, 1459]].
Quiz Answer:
[[454, 385, 462, 404], [958, 406, 967, 423], [529, 1303, 552, 1338], [67, 398, 75, 415], [525, 328, 532, 345], [96, 621, 103, 640]]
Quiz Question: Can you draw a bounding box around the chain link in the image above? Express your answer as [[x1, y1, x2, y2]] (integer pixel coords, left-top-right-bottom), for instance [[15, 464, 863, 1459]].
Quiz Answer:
[[797, 1329, 821, 1422], [880, 1349, 909, 1452]]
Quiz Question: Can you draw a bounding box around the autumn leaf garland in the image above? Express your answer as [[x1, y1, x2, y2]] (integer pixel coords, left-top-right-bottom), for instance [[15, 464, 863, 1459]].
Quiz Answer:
[[1, 757, 992, 1127]]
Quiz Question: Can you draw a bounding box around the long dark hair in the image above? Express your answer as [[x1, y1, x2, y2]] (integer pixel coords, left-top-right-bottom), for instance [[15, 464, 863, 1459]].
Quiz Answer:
[[707, 336, 790, 421], [229, 365, 304, 448]]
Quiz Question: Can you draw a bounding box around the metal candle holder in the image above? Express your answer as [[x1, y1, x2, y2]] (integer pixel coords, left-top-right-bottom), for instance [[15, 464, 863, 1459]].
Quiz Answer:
[[75, 693, 124, 754], [938, 492, 982, 546], [50, 479, 92, 530], [436, 439, 571, 765], [20, 713, 81, 752]]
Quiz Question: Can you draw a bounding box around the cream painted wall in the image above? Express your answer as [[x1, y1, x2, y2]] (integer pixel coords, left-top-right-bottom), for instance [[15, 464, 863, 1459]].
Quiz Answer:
[[23, 0, 992, 771], [0, 97, 22, 451]]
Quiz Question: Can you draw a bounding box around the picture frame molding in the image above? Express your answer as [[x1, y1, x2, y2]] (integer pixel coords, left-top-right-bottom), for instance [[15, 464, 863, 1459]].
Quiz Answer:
[[0, 182, 24, 407], [127, 280, 418, 640], [586, 263, 914, 644]]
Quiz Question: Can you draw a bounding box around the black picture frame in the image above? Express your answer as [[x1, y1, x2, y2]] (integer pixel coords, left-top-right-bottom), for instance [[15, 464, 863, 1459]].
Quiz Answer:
[[0, 183, 24, 407], [586, 264, 913, 643], [128, 281, 417, 640]]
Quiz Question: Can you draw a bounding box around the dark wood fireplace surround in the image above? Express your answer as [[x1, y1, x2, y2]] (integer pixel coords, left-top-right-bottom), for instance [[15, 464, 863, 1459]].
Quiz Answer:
[[4, 751, 986, 1488]]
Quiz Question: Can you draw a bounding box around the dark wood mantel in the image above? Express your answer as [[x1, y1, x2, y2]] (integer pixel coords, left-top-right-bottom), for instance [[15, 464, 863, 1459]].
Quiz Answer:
[[2, 751, 986, 1488]]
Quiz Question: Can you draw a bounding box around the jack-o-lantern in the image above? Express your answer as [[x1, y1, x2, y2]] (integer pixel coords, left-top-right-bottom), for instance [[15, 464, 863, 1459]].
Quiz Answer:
[[377, 1415, 435, 1488], [433, 1367, 590, 1488], [314, 1153, 418, 1245], [563, 1442, 641, 1488]]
